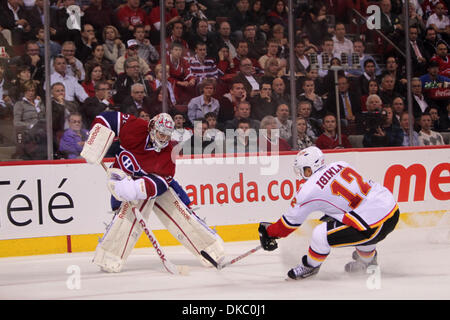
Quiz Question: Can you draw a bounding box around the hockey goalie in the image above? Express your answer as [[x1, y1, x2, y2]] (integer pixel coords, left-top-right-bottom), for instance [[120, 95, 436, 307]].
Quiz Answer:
[[81, 111, 225, 272]]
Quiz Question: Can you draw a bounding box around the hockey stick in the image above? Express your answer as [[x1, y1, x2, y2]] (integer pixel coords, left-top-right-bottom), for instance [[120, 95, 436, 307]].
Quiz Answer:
[[101, 162, 189, 275], [201, 245, 262, 270]]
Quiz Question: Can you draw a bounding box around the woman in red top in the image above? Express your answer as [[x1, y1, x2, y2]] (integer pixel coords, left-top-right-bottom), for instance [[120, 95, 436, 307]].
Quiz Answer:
[[82, 63, 105, 97]]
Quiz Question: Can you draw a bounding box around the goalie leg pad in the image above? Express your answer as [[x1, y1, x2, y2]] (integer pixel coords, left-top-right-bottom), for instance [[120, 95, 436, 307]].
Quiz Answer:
[[153, 188, 225, 267], [93, 199, 155, 272]]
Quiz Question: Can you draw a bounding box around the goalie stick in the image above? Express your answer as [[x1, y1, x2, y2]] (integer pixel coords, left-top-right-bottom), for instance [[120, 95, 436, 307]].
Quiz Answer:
[[100, 162, 189, 276], [201, 245, 262, 270]]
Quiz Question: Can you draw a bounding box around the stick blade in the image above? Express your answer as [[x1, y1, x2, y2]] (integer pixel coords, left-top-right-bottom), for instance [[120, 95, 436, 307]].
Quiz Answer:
[[200, 250, 220, 269]]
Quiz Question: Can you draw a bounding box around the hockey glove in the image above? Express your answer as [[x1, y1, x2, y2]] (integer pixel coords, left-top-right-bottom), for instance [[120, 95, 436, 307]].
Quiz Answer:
[[258, 222, 279, 251], [107, 169, 147, 202]]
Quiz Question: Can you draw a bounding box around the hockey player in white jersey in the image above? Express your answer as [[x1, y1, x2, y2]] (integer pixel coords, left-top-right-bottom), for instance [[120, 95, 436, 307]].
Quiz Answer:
[[258, 146, 399, 280]]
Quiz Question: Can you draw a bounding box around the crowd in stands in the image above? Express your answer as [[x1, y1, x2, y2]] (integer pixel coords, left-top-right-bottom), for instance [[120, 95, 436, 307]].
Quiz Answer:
[[0, 0, 449, 160]]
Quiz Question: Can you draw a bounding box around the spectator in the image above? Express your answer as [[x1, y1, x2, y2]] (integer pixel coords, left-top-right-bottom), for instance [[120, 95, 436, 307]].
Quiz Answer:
[[148, 0, 181, 35], [348, 40, 382, 78], [75, 23, 98, 63], [298, 78, 325, 120], [79, 81, 114, 129], [85, 43, 115, 83], [302, 2, 329, 47], [53, 41, 86, 82], [119, 83, 152, 117], [378, 73, 399, 107], [0, 62, 13, 120], [8, 65, 34, 103], [360, 80, 380, 112], [233, 57, 261, 98], [399, 112, 422, 146], [315, 113, 353, 149], [114, 39, 152, 77], [181, 118, 214, 155], [113, 56, 152, 105], [0, 0, 34, 45], [116, 0, 151, 38], [292, 116, 315, 150], [35, 26, 61, 59], [242, 23, 266, 60], [228, 0, 254, 40], [204, 112, 225, 142], [137, 109, 151, 122], [430, 41, 450, 77], [187, 78, 220, 123], [165, 21, 189, 57], [82, 0, 119, 41], [211, 21, 237, 60], [297, 100, 322, 142], [405, 25, 430, 76], [82, 63, 106, 98], [16, 40, 45, 83], [357, 60, 378, 96], [271, 77, 290, 107], [379, 0, 401, 39], [383, 56, 407, 95], [58, 112, 89, 159], [332, 23, 354, 58], [428, 105, 448, 132], [149, 63, 177, 106], [418, 112, 446, 145], [231, 40, 262, 74], [102, 25, 126, 64], [258, 115, 291, 152], [249, 81, 277, 121], [382, 105, 404, 147], [412, 77, 436, 120], [224, 100, 260, 131], [325, 75, 361, 133], [187, 19, 215, 55], [227, 118, 257, 154], [133, 25, 160, 66], [13, 80, 44, 130], [217, 80, 247, 124], [171, 112, 193, 144], [258, 38, 286, 77], [50, 82, 79, 139], [288, 40, 309, 77], [425, 2, 450, 43], [187, 41, 223, 85], [267, 0, 288, 28], [167, 41, 196, 104], [50, 55, 89, 104], [317, 37, 337, 78], [270, 24, 289, 59], [423, 27, 441, 58], [274, 103, 292, 142], [420, 60, 450, 90]]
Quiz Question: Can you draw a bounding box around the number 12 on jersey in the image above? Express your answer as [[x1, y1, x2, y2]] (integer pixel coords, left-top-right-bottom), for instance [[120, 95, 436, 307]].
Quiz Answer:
[[330, 167, 372, 209]]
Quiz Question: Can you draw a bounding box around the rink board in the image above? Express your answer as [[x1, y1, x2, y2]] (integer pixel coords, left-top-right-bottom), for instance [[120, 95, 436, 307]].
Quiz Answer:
[[0, 146, 449, 257]]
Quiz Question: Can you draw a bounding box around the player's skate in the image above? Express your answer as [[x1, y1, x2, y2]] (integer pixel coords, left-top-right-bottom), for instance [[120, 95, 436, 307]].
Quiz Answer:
[[287, 255, 320, 280], [344, 250, 378, 274]]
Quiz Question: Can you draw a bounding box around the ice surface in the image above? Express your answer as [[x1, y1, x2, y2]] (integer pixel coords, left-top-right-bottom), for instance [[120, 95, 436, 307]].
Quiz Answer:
[[0, 227, 449, 300]]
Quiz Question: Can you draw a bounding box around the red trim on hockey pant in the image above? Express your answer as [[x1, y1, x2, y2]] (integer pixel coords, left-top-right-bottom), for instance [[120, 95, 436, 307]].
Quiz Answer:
[[154, 201, 201, 254], [267, 218, 297, 238], [308, 247, 329, 263]]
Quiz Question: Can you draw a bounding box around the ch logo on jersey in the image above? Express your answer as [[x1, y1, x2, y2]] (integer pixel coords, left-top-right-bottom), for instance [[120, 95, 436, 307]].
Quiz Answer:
[[118, 151, 141, 175]]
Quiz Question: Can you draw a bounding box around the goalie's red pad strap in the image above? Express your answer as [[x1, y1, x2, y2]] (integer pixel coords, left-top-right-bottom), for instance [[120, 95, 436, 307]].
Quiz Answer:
[[267, 217, 298, 238]]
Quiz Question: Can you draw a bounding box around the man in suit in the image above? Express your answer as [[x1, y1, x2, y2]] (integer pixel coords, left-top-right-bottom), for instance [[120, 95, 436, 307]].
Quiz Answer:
[[232, 57, 261, 99], [119, 83, 153, 118], [325, 75, 361, 134], [406, 25, 431, 76]]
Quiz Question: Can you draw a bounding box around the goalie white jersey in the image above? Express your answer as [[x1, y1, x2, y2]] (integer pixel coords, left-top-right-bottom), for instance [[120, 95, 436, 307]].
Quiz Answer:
[[283, 161, 398, 232]]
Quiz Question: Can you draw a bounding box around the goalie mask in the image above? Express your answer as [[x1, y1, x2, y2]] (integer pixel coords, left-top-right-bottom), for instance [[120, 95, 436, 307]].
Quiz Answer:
[[293, 146, 325, 180], [149, 113, 175, 152]]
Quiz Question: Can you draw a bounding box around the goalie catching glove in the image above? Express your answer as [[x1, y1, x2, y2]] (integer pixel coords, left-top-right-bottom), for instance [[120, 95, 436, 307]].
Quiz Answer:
[[107, 168, 147, 202], [258, 222, 279, 251]]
